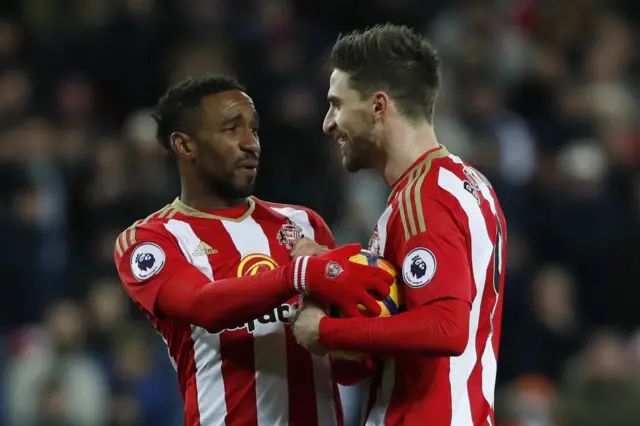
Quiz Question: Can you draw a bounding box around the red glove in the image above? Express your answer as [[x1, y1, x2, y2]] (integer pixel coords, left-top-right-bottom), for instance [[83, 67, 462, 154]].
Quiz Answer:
[[287, 244, 393, 317]]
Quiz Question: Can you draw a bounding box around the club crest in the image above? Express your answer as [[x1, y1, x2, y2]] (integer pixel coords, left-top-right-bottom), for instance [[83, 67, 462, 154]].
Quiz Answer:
[[368, 226, 381, 255], [325, 261, 343, 279], [277, 220, 304, 249]]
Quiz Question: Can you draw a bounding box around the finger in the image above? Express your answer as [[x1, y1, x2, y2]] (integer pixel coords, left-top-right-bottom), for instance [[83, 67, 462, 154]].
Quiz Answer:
[[291, 238, 317, 255], [291, 237, 313, 250], [303, 298, 324, 310], [350, 265, 393, 298], [351, 262, 393, 282], [331, 243, 362, 258], [356, 294, 382, 317], [342, 305, 364, 318], [368, 278, 392, 299], [367, 266, 395, 285], [289, 307, 300, 325], [290, 238, 313, 257]]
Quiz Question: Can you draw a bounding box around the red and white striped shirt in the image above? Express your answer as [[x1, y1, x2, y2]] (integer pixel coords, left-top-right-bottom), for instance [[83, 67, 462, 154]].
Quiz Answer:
[[114, 198, 342, 426], [364, 146, 507, 426]]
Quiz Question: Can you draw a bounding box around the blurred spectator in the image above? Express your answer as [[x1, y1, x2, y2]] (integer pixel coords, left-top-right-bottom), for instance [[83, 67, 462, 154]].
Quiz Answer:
[[557, 330, 640, 426], [500, 265, 585, 383], [4, 301, 109, 426], [497, 375, 558, 426], [86, 278, 131, 358], [0, 0, 638, 425]]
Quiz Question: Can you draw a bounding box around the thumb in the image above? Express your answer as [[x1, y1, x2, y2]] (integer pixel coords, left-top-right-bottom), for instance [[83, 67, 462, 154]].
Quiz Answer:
[[331, 243, 362, 259]]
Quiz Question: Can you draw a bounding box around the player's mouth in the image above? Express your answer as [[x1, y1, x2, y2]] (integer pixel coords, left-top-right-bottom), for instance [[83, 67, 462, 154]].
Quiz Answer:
[[335, 133, 348, 147], [237, 159, 259, 175]]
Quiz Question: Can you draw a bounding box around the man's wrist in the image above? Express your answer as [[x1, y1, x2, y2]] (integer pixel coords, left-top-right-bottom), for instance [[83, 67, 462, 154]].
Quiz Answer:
[[287, 256, 311, 294], [318, 316, 340, 349]]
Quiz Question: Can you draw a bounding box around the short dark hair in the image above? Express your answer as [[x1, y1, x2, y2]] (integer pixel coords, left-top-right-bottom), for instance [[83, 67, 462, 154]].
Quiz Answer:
[[330, 24, 440, 122], [151, 75, 246, 153]]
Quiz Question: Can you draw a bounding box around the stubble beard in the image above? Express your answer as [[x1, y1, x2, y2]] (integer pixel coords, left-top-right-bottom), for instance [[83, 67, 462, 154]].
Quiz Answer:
[[205, 170, 255, 200], [343, 127, 379, 173]]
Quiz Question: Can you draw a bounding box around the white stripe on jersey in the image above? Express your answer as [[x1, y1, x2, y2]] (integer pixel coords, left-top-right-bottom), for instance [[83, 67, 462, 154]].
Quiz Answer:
[[270, 206, 337, 426], [377, 205, 393, 257], [365, 361, 395, 426], [365, 204, 394, 426], [438, 168, 494, 426], [222, 217, 289, 426], [164, 219, 227, 426], [450, 155, 500, 410], [270, 207, 315, 240]]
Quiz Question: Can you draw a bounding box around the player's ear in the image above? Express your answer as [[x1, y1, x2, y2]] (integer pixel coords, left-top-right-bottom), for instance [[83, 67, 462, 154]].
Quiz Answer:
[[170, 132, 196, 161], [371, 92, 389, 119]]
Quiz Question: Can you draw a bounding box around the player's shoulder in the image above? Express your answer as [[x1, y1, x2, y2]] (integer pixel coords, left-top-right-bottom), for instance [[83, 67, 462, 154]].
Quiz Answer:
[[114, 204, 178, 259], [391, 151, 482, 238], [401, 151, 488, 204], [254, 198, 328, 228]]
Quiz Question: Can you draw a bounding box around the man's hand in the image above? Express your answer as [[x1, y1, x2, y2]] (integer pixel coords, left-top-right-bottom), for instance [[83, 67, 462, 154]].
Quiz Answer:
[[290, 298, 327, 356], [286, 244, 393, 317], [290, 238, 329, 258]]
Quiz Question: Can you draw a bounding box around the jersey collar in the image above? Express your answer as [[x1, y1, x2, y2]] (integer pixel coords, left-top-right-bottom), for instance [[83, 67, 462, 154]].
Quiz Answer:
[[171, 197, 256, 222], [389, 145, 450, 198]]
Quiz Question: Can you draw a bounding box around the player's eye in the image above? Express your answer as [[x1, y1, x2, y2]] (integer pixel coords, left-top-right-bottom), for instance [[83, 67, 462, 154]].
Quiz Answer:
[[223, 125, 237, 133], [250, 127, 259, 136]]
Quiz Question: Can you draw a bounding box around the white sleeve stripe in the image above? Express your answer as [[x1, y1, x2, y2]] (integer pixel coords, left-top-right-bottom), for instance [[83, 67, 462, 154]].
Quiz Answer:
[[293, 256, 302, 292], [300, 256, 310, 295]]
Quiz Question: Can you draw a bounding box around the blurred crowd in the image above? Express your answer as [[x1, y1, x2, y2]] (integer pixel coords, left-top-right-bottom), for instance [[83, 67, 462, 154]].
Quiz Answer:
[[0, 0, 638, 425]]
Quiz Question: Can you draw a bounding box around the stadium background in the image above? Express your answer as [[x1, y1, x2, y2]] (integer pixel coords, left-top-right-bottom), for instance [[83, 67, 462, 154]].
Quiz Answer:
[[0, 0, 638, 425]]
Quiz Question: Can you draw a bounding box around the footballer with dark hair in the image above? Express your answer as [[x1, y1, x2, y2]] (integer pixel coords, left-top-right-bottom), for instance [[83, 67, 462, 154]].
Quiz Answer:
[[291, 24, 508, 426], [114, 74, 393, 426]]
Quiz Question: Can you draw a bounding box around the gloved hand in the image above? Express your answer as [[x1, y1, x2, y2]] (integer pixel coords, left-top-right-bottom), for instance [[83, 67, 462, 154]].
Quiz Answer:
[[287, 244, 393, 317]]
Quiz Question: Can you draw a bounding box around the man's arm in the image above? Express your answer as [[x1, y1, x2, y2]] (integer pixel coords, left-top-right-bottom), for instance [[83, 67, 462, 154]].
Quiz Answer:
[[114, 225, 296, 333], [116, 222, 392, 332], [317, 199, 472, 357], [304, 211, 379, 384]]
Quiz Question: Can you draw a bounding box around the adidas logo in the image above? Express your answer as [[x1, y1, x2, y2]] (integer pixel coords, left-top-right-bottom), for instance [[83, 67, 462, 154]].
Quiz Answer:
[[193, 241, 218, 257]]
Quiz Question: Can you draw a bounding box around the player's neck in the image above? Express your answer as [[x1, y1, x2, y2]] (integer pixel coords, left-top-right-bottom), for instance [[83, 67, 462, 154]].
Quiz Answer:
[[180, 183, 249, 211], [380, 121, 439, 187]]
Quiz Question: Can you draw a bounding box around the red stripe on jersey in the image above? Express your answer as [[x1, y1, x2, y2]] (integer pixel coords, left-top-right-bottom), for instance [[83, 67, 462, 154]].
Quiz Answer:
[[467, 251, 497, 423], [260, 212, 316, 425], [220, 330, 259, 425], [332, 378, 344, 426], [155, 320, 202, 426], [119, 201, 343, 426], [365, 368, 383, 420], [285, 327, 318, 426], [207, 221, 260, 425]]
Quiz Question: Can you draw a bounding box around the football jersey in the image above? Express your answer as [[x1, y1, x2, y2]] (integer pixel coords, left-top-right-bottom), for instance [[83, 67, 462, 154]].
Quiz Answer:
[[364, 146, 507, 426], [114, 197, 342, 426]]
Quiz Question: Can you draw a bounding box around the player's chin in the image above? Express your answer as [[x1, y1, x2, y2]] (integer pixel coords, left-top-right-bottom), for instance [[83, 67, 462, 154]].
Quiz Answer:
[[342, 155, 364, 173], [232, 178, 256, 197]]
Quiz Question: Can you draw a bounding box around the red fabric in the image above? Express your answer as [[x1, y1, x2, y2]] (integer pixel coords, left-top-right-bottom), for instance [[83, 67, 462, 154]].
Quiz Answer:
[[289, 244, 394, 317], [342, 150, 507, 426], [114, 224, 295, 332], [398, 200, 473, 308], [157, 265, 293, 332], [331, 356, 377, 386], [320, 299, 470, 356], [114, 199, 344, 426]]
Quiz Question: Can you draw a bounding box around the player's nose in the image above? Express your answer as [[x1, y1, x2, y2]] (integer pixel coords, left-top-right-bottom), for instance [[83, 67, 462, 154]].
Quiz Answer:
[[322, 113, 336, 135], [240, 130, 260, 154]]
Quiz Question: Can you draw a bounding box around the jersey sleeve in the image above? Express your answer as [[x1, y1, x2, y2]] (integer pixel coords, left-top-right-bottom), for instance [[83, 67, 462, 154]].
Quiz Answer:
[[309, 210, 337, 250], [395, 196, 472, 309], [114, 224, 210, 316]]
